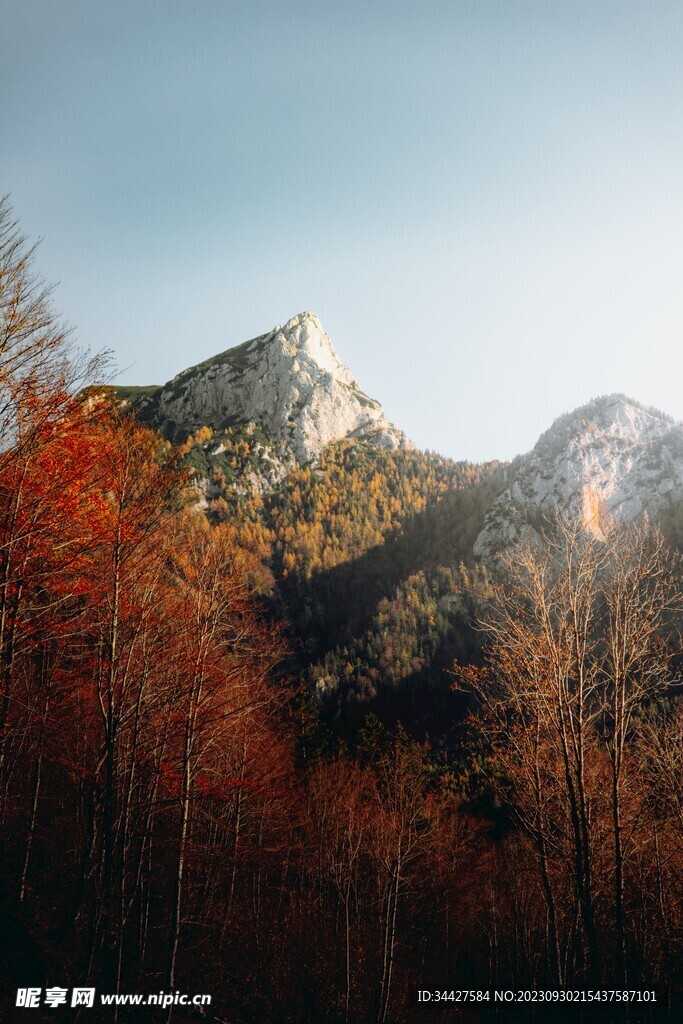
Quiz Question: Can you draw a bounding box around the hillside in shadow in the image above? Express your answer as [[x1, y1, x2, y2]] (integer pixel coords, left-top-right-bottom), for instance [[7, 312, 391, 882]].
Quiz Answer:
[[279, 468, 505, 656]]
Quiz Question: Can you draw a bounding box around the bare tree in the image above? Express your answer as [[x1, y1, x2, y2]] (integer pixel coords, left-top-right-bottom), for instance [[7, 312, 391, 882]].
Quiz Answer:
[[599, 520, 682, 983], [460, 513, 682, 987]]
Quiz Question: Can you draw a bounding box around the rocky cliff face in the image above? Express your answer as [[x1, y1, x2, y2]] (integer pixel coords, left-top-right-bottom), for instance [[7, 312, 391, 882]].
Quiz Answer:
[[474, 394, 683, 560], [129, 311, 411, 465]]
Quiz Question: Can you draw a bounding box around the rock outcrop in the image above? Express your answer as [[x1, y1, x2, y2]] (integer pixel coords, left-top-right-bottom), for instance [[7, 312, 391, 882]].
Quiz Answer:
[[128, 311, 411, 464]]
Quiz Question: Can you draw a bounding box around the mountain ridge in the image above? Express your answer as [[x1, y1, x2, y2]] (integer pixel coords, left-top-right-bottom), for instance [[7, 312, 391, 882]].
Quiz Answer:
[[115, 317, 683, 565]]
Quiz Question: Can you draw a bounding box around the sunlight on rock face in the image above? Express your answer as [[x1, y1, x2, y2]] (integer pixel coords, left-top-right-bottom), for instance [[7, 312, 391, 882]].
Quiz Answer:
[[127, 311, 413, 471]]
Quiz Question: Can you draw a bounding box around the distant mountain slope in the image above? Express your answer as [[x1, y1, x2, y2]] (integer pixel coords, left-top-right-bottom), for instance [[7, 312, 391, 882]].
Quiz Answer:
[[118, 311, 411, 465], [474, 394, 683, 559], [116, 331, 683, 726]]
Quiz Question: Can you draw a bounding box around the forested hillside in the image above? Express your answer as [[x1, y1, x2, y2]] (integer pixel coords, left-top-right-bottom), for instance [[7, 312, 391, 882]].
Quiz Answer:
[[175, 425, 507, 733]]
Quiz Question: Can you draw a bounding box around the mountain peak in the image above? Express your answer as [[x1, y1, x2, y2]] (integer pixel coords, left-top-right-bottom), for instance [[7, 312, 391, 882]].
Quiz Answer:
[[534, 393, 673, 461], [126, 312, 412, 466], [273, 310, 352, 380], [281, 309, 322, 331], [475, 393, 683, 559]]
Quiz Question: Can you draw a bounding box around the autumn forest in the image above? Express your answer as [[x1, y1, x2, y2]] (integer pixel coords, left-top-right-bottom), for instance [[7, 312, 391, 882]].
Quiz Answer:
[[1, 197, 683, 1024]]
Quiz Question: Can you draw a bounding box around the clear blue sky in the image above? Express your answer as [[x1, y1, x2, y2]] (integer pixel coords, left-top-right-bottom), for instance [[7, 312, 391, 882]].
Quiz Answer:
[[4, 0, 683, 461]]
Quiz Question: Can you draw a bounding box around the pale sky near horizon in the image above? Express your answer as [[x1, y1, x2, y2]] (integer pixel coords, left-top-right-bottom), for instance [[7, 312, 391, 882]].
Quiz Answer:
[[3, 0, 683, 462]]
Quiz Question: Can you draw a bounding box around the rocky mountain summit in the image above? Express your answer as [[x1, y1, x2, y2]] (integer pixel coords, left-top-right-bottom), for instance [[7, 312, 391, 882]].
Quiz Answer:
[[474, 394, 683, 560], [119, 330, 683, 563], [125, 311, 411, 466]]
